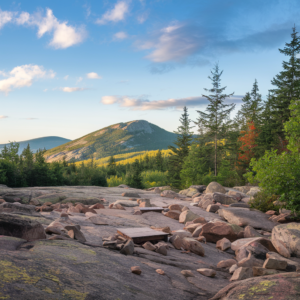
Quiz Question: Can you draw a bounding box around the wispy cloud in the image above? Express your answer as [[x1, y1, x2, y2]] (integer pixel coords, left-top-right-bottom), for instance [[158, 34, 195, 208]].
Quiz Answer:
[[62, 87, 88, 93], [64, 75, 69, 80], [101, 95, 243, 110], [0, 115, 9, 119], [76, 77, 83, 83], [0, 8, 86, 49], [96, 1, 129, 25], [0, 9, 15, 29], [87, 72, 102, 79], [25, 118, 38, 120], [114, 31, 128, 40], [136, 0, 299, 67], [0, 65, 55, 95]]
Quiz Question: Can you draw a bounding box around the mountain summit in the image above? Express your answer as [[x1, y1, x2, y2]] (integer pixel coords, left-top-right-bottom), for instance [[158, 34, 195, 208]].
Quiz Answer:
[[45, 120, 176, 162]]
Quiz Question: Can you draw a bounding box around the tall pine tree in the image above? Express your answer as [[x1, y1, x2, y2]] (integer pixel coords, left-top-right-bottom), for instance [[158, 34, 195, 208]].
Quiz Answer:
[[270, 25, 300, 148], [167, 106, 193, 188], [197, 63, 235, 176]]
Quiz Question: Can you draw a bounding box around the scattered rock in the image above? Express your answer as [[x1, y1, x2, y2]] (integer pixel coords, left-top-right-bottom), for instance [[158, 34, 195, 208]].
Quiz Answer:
[[120, 240, 134, 255], [244, 225, 263, 238], [168, 204, 183, 211], [206, 204, 220, 213], [122, 192, 140, 198], [217, 259, 237, 269], [230, 267, 253, 281], [181, 270, 194, 277], [263, 258, 287, 270], [131, 266, 141, 275], [165, 210, 180, 220], [229, 264, 238, 274], [252, 267, 280, 277], [155, 244, 167, 256], [142, 241, 156, 251], [216, 238, 231, 251], [182, 238, 205, 256], [156, 269, 165, 275], [114, 200, 138, 207], [200, 222, 244, 243], [179, 210, 200, 224], [90, 203, 105, 209], [193, 217, 207, 224], [197, 268, 216, 277], [161, 190, 179, 199]]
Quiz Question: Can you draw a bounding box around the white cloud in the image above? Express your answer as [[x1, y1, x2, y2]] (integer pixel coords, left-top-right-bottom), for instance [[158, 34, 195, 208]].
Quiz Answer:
[[87, 72, 102, 79], [0, 115, 8, 119], [62, 87, 87, 93], [137, 22, 202, 62], [64, 75, 69, 80], [0, 10, 15, 29], [14, 8, 86, 49], [96, 1, 129, 25], [101, 95, 243, 110], [43, 88, 48, 92], [114, 31, 128, 40], [0, 65, 55, 95], [137, 13, 148, 24]]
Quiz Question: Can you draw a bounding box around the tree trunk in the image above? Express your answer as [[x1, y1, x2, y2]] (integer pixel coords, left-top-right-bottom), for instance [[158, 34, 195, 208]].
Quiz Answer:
[[215, 133, 217, 176]]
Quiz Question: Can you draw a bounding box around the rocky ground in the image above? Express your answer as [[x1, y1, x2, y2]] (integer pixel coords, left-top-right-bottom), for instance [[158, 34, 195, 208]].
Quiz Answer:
[[0, 182, 299, 300]]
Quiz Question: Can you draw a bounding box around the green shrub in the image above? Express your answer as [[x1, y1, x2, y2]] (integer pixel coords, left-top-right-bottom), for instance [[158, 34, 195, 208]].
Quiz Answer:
[[249, 191, 280, 213], [245, 150, 300, 214], [107, 175, 124, 187]]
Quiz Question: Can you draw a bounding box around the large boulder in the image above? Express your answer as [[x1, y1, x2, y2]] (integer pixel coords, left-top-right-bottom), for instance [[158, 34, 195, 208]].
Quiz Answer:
[[0, 213, 46, 241], [205, 182, 226, 194], [200, 222, 244, 243], [272, 223, 300, 258], [0, 236, 26, 251], [232, 186, 252, 194], [210, 272, 300, 300], [213, 193, 238, 205], [179, 187, 200, 197], [32, 193, 67, 204], [182, 237, 205, 256], [0, 202, 41, 216], [218, 208, 278, 231]]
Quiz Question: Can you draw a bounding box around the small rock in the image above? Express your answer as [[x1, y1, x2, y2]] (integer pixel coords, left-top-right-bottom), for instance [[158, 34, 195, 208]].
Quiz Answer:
[[229, 264, 238, 274], [156, 269, 165, 275], [266, 210, 276, 215], [90, 203, 105, 209], [122, 192, 140, 198], [165, 210, 180, 220], [142, 241, 156, 251], [181, 270, 194, 277], [197, 268, 216, 277], [120, 239, 134, 255], [244, 226, 263, 238], [217, 259, 237, 269], [253, 266, 280, 276], [155, 245, 167, 256], [193, 217, 207, 224], [206, 204, 220, 213], [230, 267, 253, 281], [263, 258, 287, 270], [182, 238, 205, 256], [168, 204, 183, 211], [179, 210, 200, 224], [196, 236, 206, 243], [131, 266, 141, 275], [216, 238, 231, 251], [192, 225, 204, 238]]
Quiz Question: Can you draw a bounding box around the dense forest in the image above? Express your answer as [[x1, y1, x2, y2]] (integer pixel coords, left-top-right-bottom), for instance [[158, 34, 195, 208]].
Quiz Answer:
[[1, 26, 300, 213]]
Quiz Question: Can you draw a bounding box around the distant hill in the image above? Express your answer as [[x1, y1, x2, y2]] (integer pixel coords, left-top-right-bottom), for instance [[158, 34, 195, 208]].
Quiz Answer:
[[0, 136, 71, 154], [45, 120, 176, 162]]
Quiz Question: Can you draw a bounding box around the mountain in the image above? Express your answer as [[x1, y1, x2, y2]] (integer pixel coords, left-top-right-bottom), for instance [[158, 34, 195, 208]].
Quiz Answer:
[[45, 120, 176, 162], [0, 136, 71, 155]]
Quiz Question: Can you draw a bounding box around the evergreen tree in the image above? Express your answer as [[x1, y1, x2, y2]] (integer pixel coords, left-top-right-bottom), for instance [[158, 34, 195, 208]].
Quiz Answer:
[[239, 79, 263, 126], [167, 106, 193, 188], [155, 150, 163, 171], [197, 63, 235, 176], [125, 159, 144, 189], [270, 26, 300, 146]]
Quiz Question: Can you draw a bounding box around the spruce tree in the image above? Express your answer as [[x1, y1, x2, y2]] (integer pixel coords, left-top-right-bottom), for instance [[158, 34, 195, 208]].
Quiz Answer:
[[197, 63, 235, 176], [270, 26, 300, 146], [239, 79, 263, 126], [155, 150, 163, 171], [168, 106, 193, 188]]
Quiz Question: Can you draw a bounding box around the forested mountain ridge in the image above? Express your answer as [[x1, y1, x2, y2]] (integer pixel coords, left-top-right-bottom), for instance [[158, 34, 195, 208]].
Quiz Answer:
[[0, 136, 71, 154], [45, 120, 176, 162]]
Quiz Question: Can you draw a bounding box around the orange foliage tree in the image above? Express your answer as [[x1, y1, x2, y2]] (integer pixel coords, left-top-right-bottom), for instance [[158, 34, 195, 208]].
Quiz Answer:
[[238, 121, 260, 167]]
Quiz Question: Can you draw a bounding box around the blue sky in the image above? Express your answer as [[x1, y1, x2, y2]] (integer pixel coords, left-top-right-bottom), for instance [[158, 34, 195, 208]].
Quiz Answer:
[[0, 0, 299, 143]]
